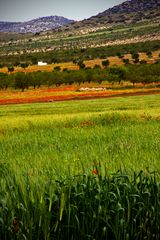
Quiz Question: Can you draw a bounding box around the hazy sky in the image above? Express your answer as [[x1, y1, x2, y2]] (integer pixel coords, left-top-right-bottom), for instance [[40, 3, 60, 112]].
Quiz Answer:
[[0, 0, 125, 22]]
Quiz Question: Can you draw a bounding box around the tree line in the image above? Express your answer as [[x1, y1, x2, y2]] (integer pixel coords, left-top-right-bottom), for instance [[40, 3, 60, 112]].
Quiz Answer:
[[0, 63, 160, 91]]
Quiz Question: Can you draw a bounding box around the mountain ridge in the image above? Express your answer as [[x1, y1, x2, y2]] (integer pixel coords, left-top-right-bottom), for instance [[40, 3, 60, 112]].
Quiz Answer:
[[0, 16, 74, 33]]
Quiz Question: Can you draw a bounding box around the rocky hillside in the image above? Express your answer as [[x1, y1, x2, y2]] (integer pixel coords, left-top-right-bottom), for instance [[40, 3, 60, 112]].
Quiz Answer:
[[61, 0, 160, 32], [96, 0, 160, 23], [99, 0, 160, 15], [0, 16, 74, 33]]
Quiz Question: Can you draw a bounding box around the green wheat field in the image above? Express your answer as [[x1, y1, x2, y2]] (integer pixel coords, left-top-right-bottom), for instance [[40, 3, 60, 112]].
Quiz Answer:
[[0, 94, 160, 239]]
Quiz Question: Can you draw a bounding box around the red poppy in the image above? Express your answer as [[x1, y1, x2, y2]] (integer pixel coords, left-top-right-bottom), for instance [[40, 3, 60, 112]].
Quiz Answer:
[[92, 169, 98, 175]]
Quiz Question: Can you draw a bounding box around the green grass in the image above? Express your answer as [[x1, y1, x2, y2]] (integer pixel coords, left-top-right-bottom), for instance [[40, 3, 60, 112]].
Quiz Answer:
[[0, 94, 160, 176], [0, 94, 160, 239]]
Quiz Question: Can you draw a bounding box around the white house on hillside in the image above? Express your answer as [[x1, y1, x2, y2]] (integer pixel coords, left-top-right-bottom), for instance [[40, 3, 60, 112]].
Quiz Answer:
[[38, 61, 47, 66]]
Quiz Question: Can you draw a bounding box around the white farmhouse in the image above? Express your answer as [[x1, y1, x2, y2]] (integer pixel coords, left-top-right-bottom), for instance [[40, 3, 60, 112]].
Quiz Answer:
[[38, 61, 47, 66]]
